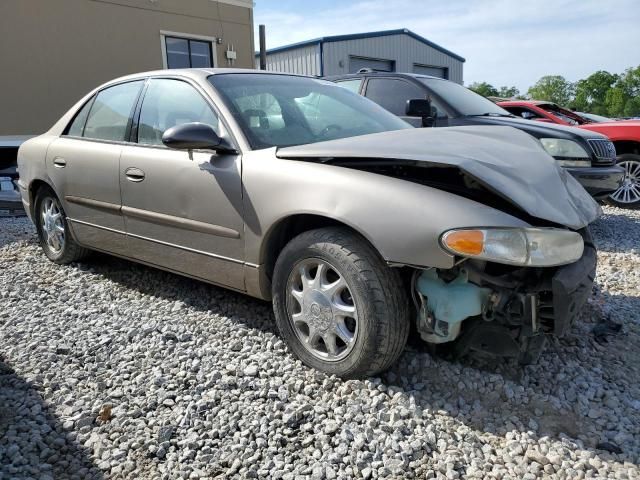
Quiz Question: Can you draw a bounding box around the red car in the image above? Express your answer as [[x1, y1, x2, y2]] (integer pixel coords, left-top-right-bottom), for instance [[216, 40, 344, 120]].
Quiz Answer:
[[499, 100, 640, 208]]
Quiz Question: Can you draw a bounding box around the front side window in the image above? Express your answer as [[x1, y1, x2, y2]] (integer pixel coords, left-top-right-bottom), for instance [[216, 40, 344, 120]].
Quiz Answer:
[[165, 36, 213, 69], [364, 78, 426, 116], [137, 79, 220, 146], [83, 81, 144, 142], [209, 74, 410, 149]]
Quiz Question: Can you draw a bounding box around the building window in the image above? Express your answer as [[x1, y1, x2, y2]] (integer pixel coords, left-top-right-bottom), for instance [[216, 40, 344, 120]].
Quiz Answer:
[[164, 36, 214, 69]]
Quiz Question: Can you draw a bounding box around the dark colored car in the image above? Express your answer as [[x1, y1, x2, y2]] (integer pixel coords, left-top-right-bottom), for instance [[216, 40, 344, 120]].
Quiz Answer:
[[328, 72, 624, 200], [0, 136, 30, 216], [498, 100, 640, 208]]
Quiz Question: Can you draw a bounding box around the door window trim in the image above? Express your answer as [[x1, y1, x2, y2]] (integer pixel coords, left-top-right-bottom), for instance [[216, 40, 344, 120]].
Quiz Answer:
[[129, 76, 241, 153], [160, 31, 218, 69], [62, 79, 146, 144]]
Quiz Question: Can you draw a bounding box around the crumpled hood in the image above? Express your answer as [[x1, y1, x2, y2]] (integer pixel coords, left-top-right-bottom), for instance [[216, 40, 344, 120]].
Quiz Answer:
[[276, 126, 601, 229]]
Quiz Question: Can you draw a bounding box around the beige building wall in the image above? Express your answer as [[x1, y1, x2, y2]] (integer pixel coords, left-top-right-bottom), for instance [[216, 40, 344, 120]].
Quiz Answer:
[[0, 0, 255, 135]]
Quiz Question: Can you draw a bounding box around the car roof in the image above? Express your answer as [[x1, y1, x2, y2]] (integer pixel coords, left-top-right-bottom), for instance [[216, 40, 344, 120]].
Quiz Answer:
[[499, 100, 554, 107], [100, 68, 315, 87], [326, 71, 445, 82]]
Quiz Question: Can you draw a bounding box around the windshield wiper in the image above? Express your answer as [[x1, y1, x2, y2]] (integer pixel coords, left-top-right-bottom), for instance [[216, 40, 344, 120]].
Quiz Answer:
[[470, 112, 515, 118]]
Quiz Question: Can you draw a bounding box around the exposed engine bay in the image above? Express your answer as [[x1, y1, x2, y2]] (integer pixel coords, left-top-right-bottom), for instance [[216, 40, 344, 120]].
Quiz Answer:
[[410, 228, 597, 363]]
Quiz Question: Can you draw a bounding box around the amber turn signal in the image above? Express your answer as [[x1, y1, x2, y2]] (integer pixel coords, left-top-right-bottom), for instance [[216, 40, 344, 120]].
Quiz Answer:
[[442, 230, 484, 256]]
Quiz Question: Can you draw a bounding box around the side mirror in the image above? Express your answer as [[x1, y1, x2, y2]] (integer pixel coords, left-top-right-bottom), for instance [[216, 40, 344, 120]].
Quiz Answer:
[[406, 98, 432, 117], [162, 122, 236, 153]]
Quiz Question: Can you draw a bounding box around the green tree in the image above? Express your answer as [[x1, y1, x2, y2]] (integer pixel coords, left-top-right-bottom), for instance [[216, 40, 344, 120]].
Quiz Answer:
[[468, 82, 498, 98], [527, 75, 575, 105], [608, 65, 640, 117], [573, 70, 619, 114], [498, 86, 520, 98]]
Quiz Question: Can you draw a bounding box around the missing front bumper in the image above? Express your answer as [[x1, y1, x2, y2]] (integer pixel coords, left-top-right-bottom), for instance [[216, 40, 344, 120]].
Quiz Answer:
[[415, 229, 597, 358]]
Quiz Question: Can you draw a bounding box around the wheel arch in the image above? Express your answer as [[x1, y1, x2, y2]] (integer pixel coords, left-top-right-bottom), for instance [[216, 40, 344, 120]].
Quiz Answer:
[[259, 213, 383, 284], [612, 140, 640, 156], [28, 178, 56, 218]]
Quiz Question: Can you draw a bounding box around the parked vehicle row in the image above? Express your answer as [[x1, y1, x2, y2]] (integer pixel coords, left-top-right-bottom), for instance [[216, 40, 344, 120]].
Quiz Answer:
[[497, 100, 640, 207], [328, 71, 625, 203], [17, 69, 602, 377]]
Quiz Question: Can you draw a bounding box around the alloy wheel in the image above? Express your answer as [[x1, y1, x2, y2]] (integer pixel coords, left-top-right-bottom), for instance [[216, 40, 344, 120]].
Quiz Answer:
[[610, 160, 640, 205], [286, 258, 358, 361], [41, 196, 65, 253]]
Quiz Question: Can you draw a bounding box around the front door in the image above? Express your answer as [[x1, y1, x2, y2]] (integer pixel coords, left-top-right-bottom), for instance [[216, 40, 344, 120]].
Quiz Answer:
[[119, 78, 245, 290], [46, 80, 144, 255]]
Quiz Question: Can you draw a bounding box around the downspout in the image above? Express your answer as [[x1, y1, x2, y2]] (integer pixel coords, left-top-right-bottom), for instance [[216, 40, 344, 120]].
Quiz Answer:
[[319, 41, 324, 77]]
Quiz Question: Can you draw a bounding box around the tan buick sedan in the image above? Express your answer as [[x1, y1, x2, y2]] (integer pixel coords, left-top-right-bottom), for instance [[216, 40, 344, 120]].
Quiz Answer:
[[18, 69, 599, 378]]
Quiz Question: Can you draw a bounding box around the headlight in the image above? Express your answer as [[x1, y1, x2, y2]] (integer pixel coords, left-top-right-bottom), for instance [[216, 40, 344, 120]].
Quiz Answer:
[[540, 138, 591, 167], [441, 228, 584, 267]]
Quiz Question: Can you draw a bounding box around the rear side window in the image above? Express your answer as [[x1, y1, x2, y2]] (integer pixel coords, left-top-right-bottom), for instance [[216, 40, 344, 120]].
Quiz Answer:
[[365, 78, 425, 116], [83, 81, 144, 142], [137, 79, 220, 146], [66, 98, 94, 137]]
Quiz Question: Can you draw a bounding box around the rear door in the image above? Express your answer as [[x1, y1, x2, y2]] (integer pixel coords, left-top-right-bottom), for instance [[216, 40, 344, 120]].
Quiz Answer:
[[119, 77, 245, 290], [46, 80, 144, 254]]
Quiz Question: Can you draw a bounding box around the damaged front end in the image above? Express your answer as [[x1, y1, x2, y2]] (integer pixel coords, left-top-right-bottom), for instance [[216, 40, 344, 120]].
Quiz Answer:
[[413, 228, 597, 363]]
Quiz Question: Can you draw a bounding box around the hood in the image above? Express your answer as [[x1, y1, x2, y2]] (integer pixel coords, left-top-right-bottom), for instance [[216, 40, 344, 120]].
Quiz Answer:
[[467, 115, 608, 140], [276, 126, 601, 230], [580, 121, 640, 136]]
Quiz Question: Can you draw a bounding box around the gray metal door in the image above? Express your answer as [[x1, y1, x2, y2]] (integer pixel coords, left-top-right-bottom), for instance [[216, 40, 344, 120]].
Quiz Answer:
[[349, 56, 394, 73], [413, 64, 447, 78]]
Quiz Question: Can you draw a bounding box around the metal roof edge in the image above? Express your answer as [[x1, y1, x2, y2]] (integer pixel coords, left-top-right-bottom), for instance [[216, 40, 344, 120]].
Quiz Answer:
[[255, 28, 465, 62]]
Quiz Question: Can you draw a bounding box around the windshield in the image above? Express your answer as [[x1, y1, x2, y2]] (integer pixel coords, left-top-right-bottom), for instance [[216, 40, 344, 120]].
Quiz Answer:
[[419, 78, 513, 117], [538, 103, 587, 125], [208, 74, 411, 149], [578, 112, 613, 123]]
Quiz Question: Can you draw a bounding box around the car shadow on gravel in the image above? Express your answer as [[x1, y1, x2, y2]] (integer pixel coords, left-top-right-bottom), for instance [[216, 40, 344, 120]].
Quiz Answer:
[[86, 252, 277, 334], [0, 356, 104, 479]]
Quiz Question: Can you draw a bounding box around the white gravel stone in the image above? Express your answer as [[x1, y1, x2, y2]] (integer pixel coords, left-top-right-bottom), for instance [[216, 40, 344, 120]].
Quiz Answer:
[[1, 206, 639, 479]]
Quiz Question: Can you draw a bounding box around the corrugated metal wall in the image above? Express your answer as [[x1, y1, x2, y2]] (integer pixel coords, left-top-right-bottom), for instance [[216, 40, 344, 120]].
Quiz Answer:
[[323, 34, 463, 83], [256, 43, 321, 76]]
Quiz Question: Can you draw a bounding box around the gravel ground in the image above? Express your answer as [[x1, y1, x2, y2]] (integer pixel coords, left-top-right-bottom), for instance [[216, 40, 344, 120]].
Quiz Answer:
[[1, 206, 639, 480]]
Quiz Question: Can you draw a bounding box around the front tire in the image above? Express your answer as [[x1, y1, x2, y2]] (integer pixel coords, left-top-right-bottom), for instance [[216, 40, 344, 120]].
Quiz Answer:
[[608, 154, 640, 208], [34, 188, 89, 264], [272, 227, 410, 378]]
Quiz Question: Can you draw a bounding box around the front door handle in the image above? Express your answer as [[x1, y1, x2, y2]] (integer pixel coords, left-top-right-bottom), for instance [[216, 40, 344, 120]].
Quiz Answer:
[[125, 167, 145, 183], [53, 158, 67, 168]]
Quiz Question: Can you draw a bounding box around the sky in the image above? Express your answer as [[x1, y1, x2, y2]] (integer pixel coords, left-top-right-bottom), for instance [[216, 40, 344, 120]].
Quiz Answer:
[[253, 0, 640, 93]]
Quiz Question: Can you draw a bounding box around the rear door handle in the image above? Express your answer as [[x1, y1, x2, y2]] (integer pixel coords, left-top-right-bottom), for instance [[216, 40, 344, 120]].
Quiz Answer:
[[125, 167, 145, 183], [53, 158, 66, 168]]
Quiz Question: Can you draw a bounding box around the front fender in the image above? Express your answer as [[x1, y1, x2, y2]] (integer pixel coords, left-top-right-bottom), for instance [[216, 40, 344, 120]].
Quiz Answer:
[[242, 150, 530, 269]]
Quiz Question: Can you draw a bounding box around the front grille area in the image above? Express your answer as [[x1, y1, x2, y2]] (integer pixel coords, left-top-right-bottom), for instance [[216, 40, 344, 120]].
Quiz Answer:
[[587, 139, 617, 165]]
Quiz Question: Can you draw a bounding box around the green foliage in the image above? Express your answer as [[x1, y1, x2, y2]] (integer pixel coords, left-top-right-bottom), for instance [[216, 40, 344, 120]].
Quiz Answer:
[[606, 66, 640, 117], [527, 75, 575, 105], [468, 82, 498, 98], [467, 82, 520, 99], [498, 86, 520, 98], [470, 65, 640, 117], [573, 70, 619, 114]]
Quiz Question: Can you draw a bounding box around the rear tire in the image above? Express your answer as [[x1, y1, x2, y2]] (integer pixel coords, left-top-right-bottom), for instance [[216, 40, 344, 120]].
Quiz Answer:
[[34, 187, 89, 264], [607, 154, 640, 209], [272, 227, 410, 378]]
